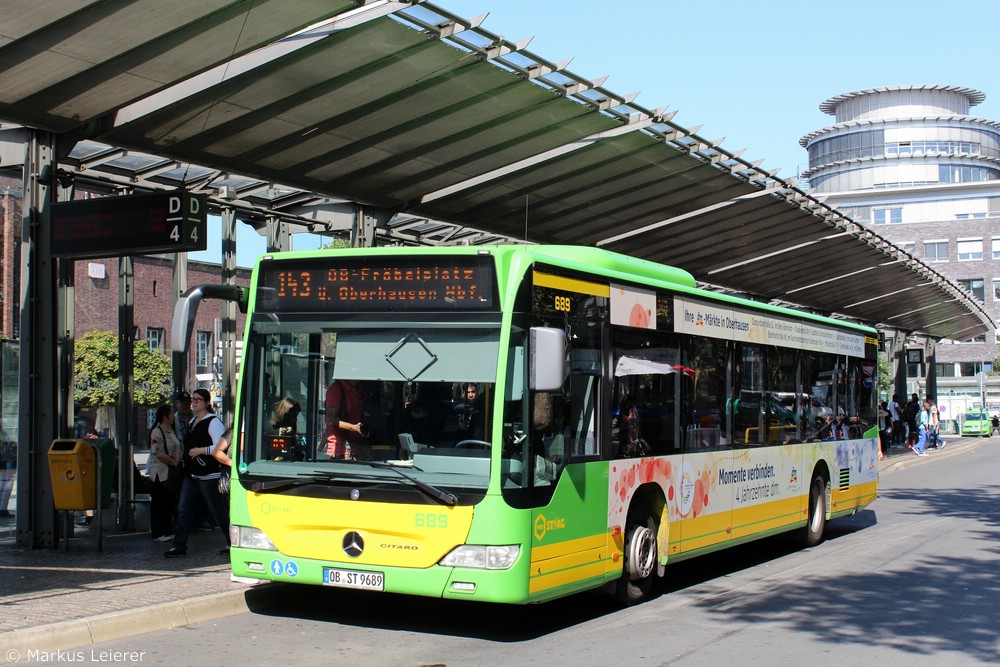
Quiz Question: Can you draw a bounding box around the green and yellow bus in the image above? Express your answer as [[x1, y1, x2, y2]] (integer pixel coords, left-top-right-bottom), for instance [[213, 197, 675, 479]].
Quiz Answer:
[[174, 245, 879, 604]]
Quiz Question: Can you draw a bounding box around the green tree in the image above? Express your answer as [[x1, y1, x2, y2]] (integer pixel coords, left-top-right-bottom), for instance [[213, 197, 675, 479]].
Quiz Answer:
[[878, 354, 892, 398], [320, 236, 351, 250], [990, 355, 1000, 376], [74, 330, 172, 407]]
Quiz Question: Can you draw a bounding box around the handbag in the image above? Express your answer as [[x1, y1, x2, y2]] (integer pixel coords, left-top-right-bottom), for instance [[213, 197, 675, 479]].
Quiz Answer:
[[153, 425, 184, 493], [218, 466, 231, 495]]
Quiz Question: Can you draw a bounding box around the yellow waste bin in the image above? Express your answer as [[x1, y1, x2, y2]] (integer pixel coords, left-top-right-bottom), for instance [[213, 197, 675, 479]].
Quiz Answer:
[[48, 439, 97, 510]]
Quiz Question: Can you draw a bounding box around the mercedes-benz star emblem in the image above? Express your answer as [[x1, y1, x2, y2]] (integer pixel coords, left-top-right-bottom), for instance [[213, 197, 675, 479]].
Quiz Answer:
[[342, 531, 364, 558]]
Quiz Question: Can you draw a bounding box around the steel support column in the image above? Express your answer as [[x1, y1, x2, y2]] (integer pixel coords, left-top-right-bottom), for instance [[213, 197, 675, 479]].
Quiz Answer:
[[16, 131, 57, 547], [925, 341, 937, 405], [265, 215, 289, 253], [351, 206, 390, 248], [172, 252, 189, 394], [116, 256, 135, 530], [892, 332, 909, 404], [220, 208, 237, 423]]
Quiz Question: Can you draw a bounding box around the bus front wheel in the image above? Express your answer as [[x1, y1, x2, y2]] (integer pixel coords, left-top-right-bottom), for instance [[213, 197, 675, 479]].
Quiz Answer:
[[802, 475, 828, 548], [615, 502, 658, 605]]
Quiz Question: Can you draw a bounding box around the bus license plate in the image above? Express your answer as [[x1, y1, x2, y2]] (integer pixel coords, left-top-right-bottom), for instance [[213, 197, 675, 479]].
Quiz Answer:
[[323, 568, 384, 591]]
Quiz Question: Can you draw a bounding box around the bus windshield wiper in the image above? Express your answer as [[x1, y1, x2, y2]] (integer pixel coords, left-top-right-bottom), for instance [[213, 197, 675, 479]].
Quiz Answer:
[[248, 463, 458, 505], [352, 460, 458, 506], [247, 473, 335, 493]]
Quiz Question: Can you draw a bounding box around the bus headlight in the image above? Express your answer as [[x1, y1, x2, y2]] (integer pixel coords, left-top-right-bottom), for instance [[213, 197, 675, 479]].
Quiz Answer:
[[232, 525, 277, 551], [440, 545, 519, 570]]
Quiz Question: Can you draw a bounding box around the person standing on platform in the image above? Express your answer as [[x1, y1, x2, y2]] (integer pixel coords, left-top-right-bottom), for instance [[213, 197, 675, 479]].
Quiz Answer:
[[887, 393, 903, 449], [913, 399, 930, 457], [148, 404, 183, 542], [165, 389, 230, 557], [172, 391, 193, 444], [927, 397, 946, 449]]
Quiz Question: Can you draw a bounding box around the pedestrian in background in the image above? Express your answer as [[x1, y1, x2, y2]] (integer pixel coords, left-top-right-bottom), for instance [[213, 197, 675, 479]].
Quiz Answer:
[[913, 399, 930, 457], [904, 393, 920, 448], [887, 393, 903, 449], [165, 389, 230, 558], [172, 391, 193, 444], [877, 401, 890, 460], [927, 397, 946, 449], [148, 404, 183, 542]]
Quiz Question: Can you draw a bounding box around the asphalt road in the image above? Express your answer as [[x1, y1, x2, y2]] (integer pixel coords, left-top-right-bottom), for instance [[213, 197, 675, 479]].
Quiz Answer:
[[88, 441, 1000, 667]]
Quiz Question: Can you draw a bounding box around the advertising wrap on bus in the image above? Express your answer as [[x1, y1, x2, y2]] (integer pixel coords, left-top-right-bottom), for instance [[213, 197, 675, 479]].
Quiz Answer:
[[674, 296, 866, 358]]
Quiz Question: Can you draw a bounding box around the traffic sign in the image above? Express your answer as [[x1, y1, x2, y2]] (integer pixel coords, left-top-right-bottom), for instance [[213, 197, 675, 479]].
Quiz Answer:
[[50, 192, 208, 259]]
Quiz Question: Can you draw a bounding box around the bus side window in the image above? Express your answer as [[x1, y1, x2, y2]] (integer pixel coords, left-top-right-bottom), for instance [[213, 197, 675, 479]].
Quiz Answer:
[[532, 392, 566, 484]]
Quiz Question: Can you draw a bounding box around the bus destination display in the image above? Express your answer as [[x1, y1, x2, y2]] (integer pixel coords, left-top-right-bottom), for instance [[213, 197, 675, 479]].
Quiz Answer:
[[257, 256, 496, 312]]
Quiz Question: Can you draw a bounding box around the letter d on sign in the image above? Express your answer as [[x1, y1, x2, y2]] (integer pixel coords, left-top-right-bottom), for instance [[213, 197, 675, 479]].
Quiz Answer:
[[188, 196, 200, 216], [169, 195, 182, 214]]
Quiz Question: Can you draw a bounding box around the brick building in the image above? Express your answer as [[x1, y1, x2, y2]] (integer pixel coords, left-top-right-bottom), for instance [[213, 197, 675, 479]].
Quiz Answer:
[[73, 254, 250, 387], [800, 85, 1000, 417], [1, 175, 251, 393]]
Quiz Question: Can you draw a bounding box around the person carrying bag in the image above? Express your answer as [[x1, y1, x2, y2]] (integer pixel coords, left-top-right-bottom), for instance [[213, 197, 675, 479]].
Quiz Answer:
[[148, 404, 184, 542], [165, 388, 230, 558]]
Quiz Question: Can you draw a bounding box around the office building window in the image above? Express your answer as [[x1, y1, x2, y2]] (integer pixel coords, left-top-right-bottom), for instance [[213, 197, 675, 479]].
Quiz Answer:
[[873, 207, 903, 225], [146, 327, 165, 351], [939, 165, 1000, 184], [992, 237, 1000, 259], [958, 278, 985, 301], [994, 279, 1000, 301], [196, 331, 211, 373], [959, 362, 987, 377], [924, 241, 948, 262], [957, 239, 983, 261], [934, 363, 955, 378]]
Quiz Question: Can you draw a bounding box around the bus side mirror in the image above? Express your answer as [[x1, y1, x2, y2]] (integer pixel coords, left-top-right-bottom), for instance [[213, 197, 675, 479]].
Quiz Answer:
[[530, 327, 566, 392]]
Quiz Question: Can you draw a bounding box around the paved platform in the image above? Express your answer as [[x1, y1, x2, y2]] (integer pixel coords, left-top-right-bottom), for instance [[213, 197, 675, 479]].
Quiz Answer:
[[0, 435, 985, 662], [0, 523, 305, 663]]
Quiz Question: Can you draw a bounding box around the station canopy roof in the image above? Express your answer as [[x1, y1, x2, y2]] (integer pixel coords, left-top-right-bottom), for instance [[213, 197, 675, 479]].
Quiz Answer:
[[0, 0, 990, 340]]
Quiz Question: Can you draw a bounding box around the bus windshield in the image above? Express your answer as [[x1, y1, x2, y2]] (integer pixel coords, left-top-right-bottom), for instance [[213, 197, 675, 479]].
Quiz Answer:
[[239, 316, 501, 497]]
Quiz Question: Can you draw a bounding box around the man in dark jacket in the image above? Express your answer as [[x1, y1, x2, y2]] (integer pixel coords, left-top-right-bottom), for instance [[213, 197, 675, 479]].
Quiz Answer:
[[903, 393, 920, 447]]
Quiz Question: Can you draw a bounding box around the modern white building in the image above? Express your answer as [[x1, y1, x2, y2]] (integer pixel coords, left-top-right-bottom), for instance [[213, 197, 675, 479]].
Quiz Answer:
[[800, 85, 1000, 421]]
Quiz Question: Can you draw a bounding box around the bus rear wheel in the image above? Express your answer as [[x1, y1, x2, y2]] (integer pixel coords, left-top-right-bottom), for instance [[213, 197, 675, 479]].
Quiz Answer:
[[802, 475, 827, 548], [615, 502, 658, 605]]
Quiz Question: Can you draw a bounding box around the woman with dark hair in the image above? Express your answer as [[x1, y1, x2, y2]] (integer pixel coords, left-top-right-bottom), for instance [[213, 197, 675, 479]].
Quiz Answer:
[[165, 388, 230, 558], [149, 404, 183, 541]]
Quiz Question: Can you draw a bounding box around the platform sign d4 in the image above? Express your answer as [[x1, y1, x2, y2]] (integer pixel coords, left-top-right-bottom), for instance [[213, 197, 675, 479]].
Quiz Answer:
[[50, 192, 208, 259]]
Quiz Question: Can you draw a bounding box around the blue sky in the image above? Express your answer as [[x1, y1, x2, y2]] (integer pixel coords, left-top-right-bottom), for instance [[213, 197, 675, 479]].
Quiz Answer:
[[196, 0, 1000, 267], [451, 0, 1000, 176]]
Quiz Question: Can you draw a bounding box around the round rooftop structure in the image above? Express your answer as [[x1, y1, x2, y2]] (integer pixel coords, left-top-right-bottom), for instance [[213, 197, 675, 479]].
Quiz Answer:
[[800, 84, 1000, 192], [819, 84, 985, 116]]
